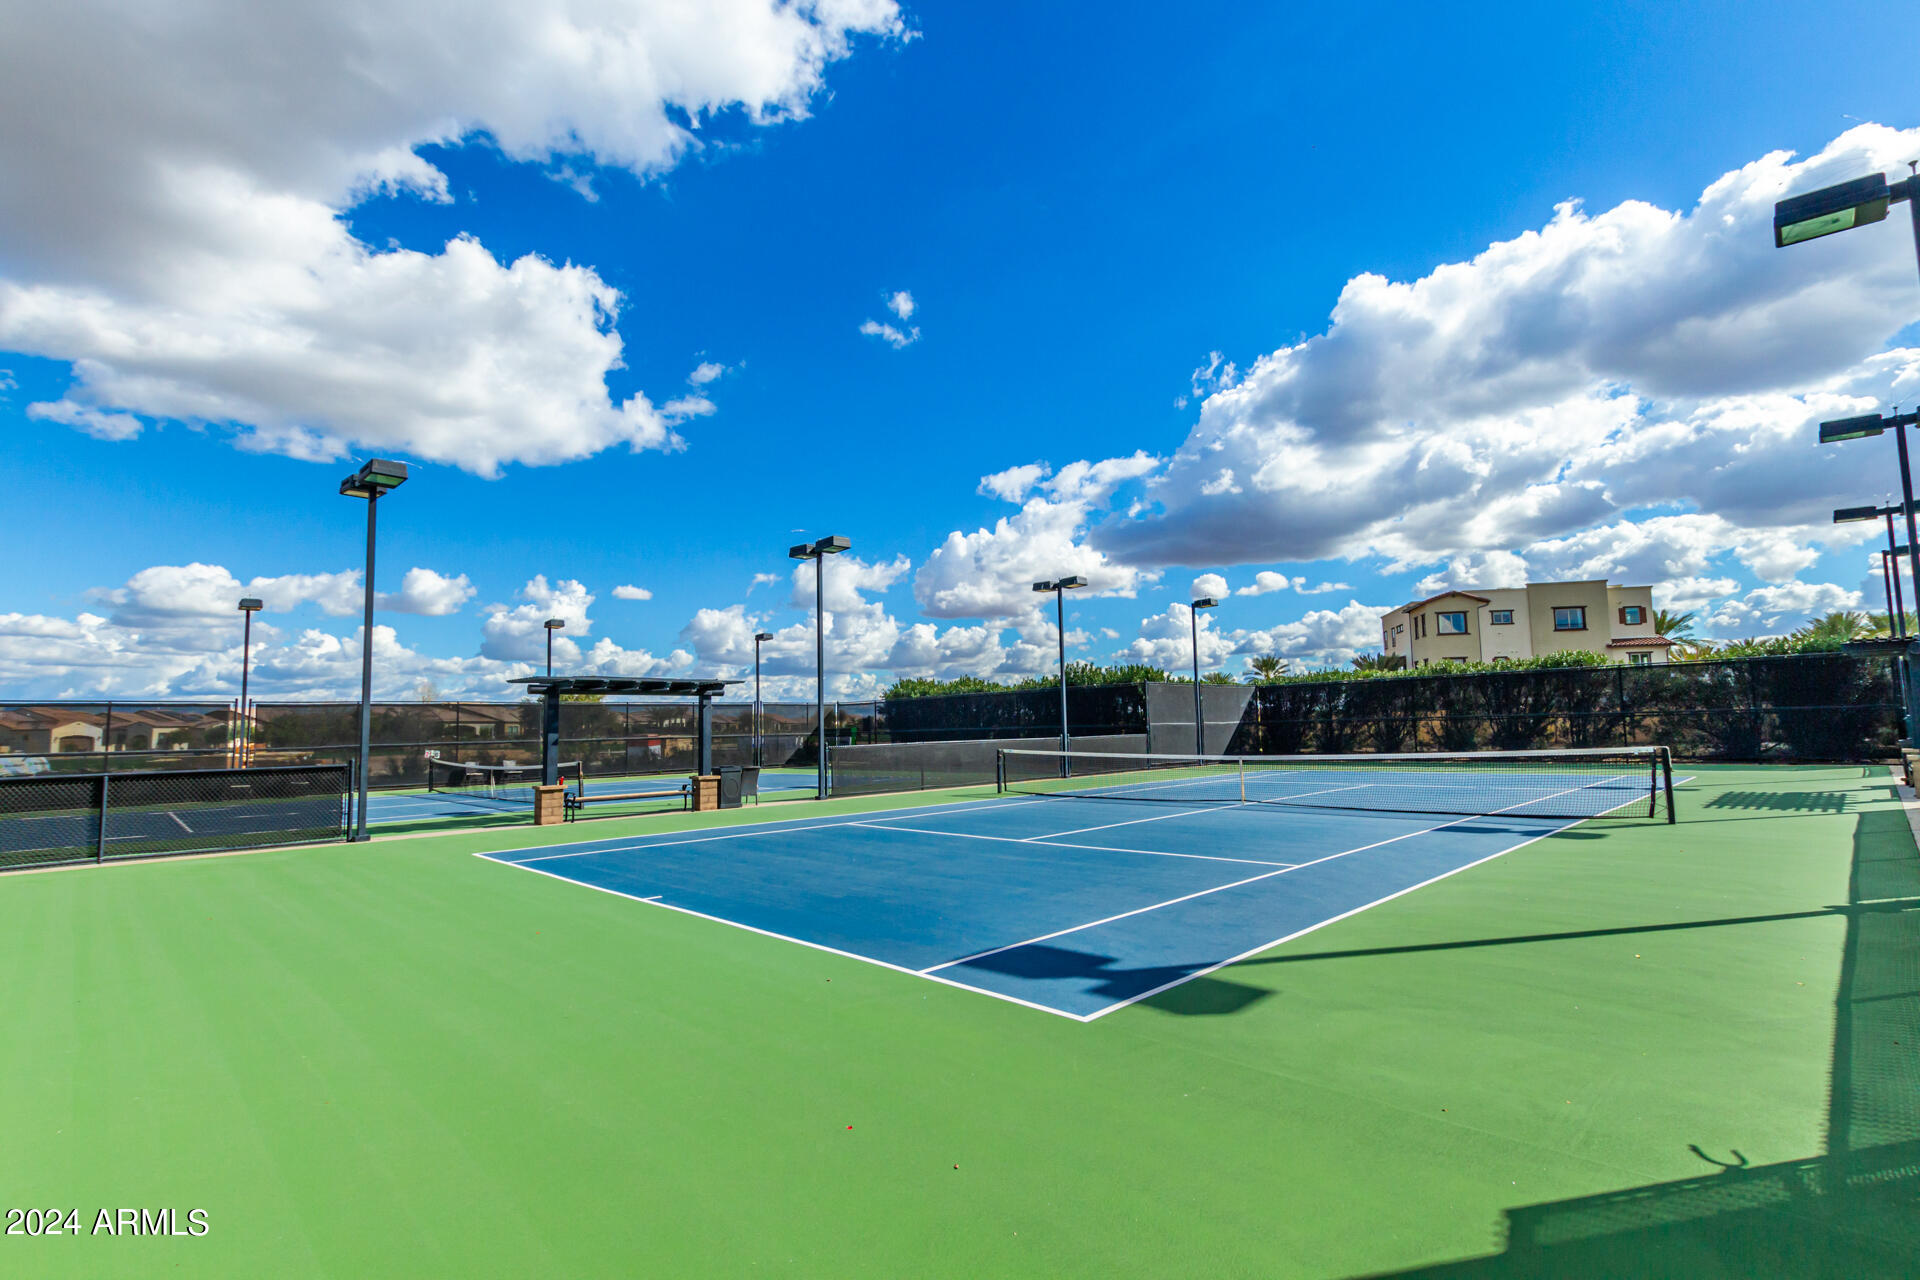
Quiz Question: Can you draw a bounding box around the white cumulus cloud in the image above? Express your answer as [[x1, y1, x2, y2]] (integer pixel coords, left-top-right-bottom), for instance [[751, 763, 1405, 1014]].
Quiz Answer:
[[0, 0, 903, 475]]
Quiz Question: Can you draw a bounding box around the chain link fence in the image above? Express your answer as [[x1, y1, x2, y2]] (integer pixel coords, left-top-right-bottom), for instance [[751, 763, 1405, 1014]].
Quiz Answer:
[[0, 763, 349, 871], [1, 655, 1894, 808]]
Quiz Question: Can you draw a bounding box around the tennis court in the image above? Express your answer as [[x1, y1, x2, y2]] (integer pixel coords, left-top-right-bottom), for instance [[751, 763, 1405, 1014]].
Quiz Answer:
[[0, 759, 1911, 1277], [480, 749, 1680, 1018]]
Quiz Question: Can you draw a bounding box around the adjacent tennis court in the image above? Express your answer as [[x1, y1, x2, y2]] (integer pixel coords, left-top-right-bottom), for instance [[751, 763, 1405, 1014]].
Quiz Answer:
[[480, 749, 1681, 1018]]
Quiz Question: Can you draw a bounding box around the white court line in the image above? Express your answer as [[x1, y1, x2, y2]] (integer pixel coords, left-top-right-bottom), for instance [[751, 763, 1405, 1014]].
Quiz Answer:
[[1020, 805, 1236, 838], [925, 769, 1631, 982], [919, 811, 1487, 975], [477, 852, 1093, 1022], [1082, 775, 1666, 1013], [1078, 819, 1581, 1020], [479, 766, 1673, 1021], [844, 822, 1292, 868], [1022, 783, 1375, 841]]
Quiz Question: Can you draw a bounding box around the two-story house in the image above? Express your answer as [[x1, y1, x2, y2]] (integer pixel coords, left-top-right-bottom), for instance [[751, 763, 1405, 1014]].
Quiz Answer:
[[1379, 580, 1672, 668]]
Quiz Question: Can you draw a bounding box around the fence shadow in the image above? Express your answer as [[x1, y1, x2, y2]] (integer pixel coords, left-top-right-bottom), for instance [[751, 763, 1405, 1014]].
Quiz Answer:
[[1349, 804, 1920, 1278]]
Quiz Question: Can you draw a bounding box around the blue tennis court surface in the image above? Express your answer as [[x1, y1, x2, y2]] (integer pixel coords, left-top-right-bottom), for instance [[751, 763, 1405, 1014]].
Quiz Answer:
[[477, 785, 1652, 1020], [369, 768, 819, 824]]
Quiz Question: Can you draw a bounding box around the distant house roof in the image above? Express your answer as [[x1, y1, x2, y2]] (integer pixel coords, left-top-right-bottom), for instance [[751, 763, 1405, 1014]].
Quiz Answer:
[[1396, 590, 1492, 612], [1606, 637, 1674, 649]]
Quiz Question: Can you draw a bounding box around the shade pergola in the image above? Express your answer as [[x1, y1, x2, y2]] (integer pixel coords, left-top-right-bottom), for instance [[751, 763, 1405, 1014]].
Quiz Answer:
[[510, 676, 742, 783]]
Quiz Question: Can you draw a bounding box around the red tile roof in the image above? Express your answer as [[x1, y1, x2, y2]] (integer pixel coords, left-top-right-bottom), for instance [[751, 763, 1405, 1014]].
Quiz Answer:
[[1397, 590, 1492, 611], [1606, 636, 1674, 648]]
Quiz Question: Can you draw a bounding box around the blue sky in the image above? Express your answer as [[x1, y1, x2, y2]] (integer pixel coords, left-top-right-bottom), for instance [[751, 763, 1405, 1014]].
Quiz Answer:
[[3, 1, 1919, 699]]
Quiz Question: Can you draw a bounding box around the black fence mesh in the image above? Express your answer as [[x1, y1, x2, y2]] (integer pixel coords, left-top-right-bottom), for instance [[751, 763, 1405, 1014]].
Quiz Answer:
[[1, 656, 1892, 809], [1247, 653, 1901, 761], [876, 685, 1148, 743], [0, 700, 239, 777], [0, 764, 349, 871]]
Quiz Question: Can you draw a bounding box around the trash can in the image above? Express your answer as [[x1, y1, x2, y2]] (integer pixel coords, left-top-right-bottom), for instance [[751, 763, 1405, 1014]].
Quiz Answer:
[[717, 765, 744, 809]]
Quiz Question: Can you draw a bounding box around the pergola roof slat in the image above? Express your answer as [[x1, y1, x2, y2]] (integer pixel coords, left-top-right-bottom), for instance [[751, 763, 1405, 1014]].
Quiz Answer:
[[510, 677, 739, 698]]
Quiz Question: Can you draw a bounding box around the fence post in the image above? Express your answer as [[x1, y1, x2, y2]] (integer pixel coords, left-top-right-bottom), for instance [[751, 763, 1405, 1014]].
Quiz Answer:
[[96, 773, 109, 863]]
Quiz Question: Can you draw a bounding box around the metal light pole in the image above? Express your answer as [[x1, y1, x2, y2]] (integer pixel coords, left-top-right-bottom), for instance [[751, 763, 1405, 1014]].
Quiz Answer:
[[237, 598, 263, 767], [1190, 596, 1218, 756], [1032, 576, 1088, 773], [1885, 514, 1908, 637], [544, 618, 565, 677], [339, 459, 408, 841], [789, 536, 850, 798], [1779, 168, 1920, 737], [753, 630, 773, 767]]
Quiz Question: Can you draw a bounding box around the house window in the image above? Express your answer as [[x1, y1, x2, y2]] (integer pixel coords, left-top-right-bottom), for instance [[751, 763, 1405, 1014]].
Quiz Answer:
[[1553, 606, 1587, 631], [1489, 610, 1513, 625], [1435, 611, 1468, 634], [1619, 605, 1646, 626], [1627, 651, 1652, 667]]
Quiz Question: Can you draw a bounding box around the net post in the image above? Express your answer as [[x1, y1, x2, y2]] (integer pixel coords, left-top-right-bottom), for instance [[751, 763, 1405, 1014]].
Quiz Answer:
[[995, 750, 1005, 794], [1238, 757, 1245, 804], [1661, 747, 1675, 824]]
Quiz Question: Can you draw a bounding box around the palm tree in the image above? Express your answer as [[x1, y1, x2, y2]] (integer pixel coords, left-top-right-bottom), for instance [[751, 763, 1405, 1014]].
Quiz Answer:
[[1245, 654, 1290, 681], [1351, 653, 1406, 672], [1798, 610, 1870, 643], [1652, 609, 1696, 643]]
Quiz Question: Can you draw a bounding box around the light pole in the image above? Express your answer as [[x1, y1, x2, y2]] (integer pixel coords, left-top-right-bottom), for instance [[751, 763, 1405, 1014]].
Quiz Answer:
[[339, 458, 408, 841], [544, 618, 565, 677], [1822, 414, 1920, 628], [1778, 166, 1920, 729], [1032, 575, 1088, 772], [753, 630, 773, 767], [1834, 505, 1907, 635], [237, 598, 263, 767], [1189, 596, 1218, 756], [788, 536, 850, 798], [1885, 550, 1904, 638]]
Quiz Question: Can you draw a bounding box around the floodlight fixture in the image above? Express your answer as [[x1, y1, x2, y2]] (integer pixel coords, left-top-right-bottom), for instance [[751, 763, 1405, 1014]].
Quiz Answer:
[[1774, 173, 1894, 248], [238, 598, 264, 613], [1834, 505, 1883, 523], [339, 457, 409, 499], [1821, 414, 1890, 443], [1191, 597, 1220, 610]]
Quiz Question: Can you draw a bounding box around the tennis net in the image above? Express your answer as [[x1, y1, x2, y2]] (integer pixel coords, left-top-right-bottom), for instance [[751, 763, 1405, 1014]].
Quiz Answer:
[[997, 746, 1675, 822], [427, 758, 581, 804]]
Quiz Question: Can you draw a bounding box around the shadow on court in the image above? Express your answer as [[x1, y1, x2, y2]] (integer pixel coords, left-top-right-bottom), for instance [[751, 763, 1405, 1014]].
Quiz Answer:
[[1704, 790, 1853, 814], [952, 942, 1273, 1016], [1346, 803, 1920, 1279]]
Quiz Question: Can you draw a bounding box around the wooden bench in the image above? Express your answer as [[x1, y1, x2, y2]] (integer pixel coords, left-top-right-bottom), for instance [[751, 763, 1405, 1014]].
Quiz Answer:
[[564, 784, 689, 822]]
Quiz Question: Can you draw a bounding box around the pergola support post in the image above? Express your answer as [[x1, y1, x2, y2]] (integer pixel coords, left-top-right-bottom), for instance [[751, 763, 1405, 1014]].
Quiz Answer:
[[697, 693, 714, 776], [542, 686, 563, 785]]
